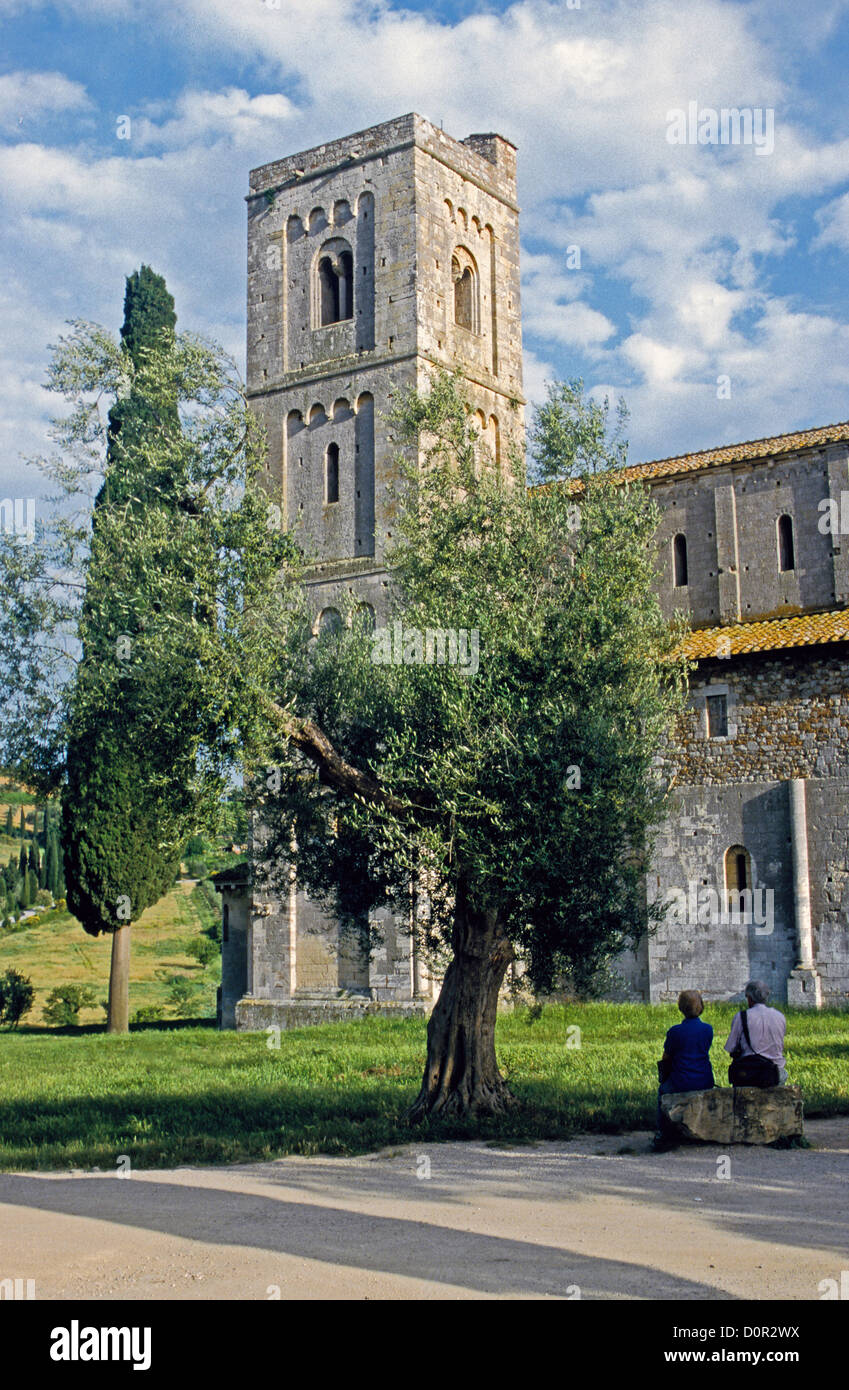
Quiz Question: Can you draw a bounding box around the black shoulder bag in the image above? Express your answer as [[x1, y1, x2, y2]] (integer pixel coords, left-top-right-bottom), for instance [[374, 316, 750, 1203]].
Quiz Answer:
[[728, 1010, 780, 1088]]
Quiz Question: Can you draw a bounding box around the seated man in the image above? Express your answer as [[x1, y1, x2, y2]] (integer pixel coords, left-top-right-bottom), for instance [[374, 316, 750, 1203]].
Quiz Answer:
[[725, 979, 788, 1085], [653, 989, 715, 1151]]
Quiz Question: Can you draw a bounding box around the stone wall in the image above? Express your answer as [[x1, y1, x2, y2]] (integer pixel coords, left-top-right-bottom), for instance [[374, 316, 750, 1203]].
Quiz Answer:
[[651, 441, 849, 629], [665, 648, 849, 785], [613, 645, 849, 1004]]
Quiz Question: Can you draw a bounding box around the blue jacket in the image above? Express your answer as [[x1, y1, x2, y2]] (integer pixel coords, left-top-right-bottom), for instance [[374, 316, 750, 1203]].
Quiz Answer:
[[663, 1017, 715, 1091]]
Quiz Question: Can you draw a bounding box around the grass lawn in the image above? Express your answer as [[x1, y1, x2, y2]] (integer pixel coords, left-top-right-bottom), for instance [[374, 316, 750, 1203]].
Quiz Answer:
[[0, 879, 220, 1025], [0, 1002, 846, 1171]]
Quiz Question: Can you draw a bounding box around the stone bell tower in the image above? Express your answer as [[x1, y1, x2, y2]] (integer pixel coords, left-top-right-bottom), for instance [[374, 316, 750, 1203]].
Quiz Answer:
[[222, 113, 524, 1030]]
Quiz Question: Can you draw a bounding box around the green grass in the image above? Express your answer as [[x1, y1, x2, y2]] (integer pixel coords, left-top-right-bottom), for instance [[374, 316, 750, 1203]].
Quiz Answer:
[[0, 1002, 846, 1171]]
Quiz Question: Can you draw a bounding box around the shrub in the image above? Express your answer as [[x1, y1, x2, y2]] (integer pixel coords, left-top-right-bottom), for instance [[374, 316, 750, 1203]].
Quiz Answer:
[[131, 1005, 166, 1024], [185, 857, 208, 879], [185, 936, 219, 967], [42, 984, 98, 1027], [185, 834, 210, 857], [0, 969, 35, 1028], [166, 976, 202, 1012]]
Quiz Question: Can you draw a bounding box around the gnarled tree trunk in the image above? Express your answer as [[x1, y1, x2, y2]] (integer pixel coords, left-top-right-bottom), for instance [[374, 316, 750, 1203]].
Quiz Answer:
[[107, 924, 131, 1034], [409, 878, 515, 1120]]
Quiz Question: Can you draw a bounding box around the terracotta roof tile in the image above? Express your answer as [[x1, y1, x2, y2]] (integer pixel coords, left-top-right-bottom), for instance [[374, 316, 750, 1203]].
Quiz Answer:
[[622, 421, 849, 484], [680, 608, 849, 660]]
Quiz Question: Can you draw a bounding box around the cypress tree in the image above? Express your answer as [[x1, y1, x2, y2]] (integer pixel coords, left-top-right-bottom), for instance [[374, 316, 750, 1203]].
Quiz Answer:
[[46, 832, 59, 898], [64, 266, 188, 1033], [4, 806, 11, 837], [18, 845, 27, 879], [18, 808, 25, 839], [28, 842, 39, 877]]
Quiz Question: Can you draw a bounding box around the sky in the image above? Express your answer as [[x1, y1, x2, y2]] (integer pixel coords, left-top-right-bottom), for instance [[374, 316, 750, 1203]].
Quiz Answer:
[[2, 0, 849, 503]]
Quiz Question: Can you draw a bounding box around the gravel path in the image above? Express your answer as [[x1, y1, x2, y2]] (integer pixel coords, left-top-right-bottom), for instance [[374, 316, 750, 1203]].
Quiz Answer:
[[2, 1117, 847, 1300]]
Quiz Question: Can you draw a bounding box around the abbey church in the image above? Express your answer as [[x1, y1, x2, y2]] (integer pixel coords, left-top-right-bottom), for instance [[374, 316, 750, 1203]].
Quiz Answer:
[[217, 113, 849, 1028]]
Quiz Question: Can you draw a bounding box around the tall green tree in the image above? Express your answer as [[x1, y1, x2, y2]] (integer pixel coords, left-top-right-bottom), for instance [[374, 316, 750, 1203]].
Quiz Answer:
[[62, 267, 196, 1032], [0, 291, 288, 1032], [45, 831, 59, 898], [4, 806, 11, 837], [254, 374, 689, 1116]]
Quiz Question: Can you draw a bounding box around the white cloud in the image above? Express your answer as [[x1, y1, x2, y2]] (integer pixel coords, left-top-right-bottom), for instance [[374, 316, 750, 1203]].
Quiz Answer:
[[133, 88, 297, 151], [2, 0, 849, 482], [0, 70, 91, 133], [814, 191, 849, 252]]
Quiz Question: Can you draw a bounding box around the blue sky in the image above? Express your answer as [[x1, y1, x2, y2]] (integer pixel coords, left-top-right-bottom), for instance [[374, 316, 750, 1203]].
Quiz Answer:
[[2, 0, 849, 502]]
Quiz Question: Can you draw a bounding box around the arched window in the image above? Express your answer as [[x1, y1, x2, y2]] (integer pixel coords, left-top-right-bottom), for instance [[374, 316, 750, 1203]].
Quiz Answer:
[[724, 845, 752, 918], [316, 241, 353, 326], [325, 443, 340, 504], [451, 248, 478, 332], [317, 607, 343, 635], [673, 533, 688, 588], [353, 602, 376, 634], [777, 514, 795, 572]]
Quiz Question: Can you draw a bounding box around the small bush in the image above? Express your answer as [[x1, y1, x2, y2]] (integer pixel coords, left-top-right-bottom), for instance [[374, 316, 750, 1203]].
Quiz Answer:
[[185, 857, 208, 879], [43, 984, 98, 1027], [0, 969, 35, 1028], [131, 1005, 166, 1024], [185, 936, 219, 967], [166, 976, 202, 1012]]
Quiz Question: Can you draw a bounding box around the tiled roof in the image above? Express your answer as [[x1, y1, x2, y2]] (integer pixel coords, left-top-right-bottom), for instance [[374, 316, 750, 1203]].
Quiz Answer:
[[622, 421, 849, 485], [681, 608, 849, 660]]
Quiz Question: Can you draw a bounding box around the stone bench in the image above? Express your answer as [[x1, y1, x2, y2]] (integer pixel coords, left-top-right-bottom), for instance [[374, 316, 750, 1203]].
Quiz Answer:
[[660, 1085, 804, 1145]]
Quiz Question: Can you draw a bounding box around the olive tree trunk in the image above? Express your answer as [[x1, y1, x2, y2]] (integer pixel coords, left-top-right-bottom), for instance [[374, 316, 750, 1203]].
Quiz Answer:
[[106, 924, 131, 1034], [409, 879, 515, 1120]]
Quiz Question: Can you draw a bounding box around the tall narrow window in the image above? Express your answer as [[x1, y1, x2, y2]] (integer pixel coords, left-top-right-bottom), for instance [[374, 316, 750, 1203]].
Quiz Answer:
[[706, 693, 728, 738], [673, 533, 688, 588], [317, 244, 353, 326], [724, 845, 752, 917], [325, 443, 339, 504], [451, 248, 478, 332], [777, 513, 795, 572]]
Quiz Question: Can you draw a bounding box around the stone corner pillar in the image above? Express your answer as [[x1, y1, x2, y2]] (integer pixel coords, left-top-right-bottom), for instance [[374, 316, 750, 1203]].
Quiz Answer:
[[787, 778, 823, 1008]]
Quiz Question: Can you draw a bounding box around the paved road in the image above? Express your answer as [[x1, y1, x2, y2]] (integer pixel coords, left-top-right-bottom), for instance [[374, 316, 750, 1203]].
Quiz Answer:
[[1, 1119, 847, 1300]]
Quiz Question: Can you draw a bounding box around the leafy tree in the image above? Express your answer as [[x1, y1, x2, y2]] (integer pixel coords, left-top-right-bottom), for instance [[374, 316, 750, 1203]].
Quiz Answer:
[[0, 969, 34, 1028], [185, 935, 218, 967], [166, 975, 202, 1013], [42, 984, 98, 1027], [60, 267, 189, 1033], [0, 285, 291, 1032], [250, 373, 689, 1116]]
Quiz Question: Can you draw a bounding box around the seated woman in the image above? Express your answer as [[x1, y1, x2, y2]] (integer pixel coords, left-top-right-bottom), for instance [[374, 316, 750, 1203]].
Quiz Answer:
[[652, 989, 715, 1152]]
